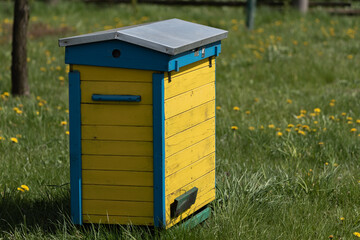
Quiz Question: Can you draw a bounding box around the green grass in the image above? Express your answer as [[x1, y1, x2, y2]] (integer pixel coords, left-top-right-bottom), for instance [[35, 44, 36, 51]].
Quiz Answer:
[[0, 1, 360, 239]]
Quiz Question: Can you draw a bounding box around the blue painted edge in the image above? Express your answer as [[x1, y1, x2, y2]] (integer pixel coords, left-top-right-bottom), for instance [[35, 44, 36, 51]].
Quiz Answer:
[[152, 73, 166, 228], [68, 71, 82, 225], [92, 94, 141, 102]]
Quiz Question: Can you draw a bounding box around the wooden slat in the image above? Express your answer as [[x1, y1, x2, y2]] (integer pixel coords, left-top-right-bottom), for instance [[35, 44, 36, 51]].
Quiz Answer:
[[83, 200, 153, 216], [165, 153, 215, 194], [73, 65, 153, 82], [81, 104, 153, 126], [82, 170, 153, 186], [164, 61, 215, 100], [165, 170, 215, 199], [165, 118, 215, 157], [165, 101, 215, 138], [164, 82, 215, 119], [83, 185, 153, 201], [83, 214, 154, 225], [165, 189, 215, 228], [82, 125, 153, 141], [165, 135, 215, 177], [82, 140, 153, 156], [165, 58, 213, 80], [82, 155, 153, 171], [81, 81, 152, 104]]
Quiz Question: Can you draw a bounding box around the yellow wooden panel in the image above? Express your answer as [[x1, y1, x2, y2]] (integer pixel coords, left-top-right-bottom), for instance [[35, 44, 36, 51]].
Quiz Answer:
[[81, 81, 152, 104], [165, 153, 215, 194], [83, 200, 153, 217], [82, 170, 153, 186], [82, 155, 153, 171], [73, 65, 153, 82], [83, 185, 153, 201], [165, 189, 215, 228], [164, 62, 215, 100], [165, 58, 214, 80], [164, 82, 215, 119], [83, 215, 154, 225], [165, 118, 215, 157], [165, 170, 215, 200], [165, 101, 215, 138], [82, 125, 153, 141], [81, 104, 153, 126], [165, 135, 215, 177], [82, 140, 153, 156]]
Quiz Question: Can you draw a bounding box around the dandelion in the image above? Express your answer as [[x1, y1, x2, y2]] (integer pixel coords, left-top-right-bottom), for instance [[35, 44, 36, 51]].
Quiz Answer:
[[0, 136, 4, 141], [260, 125, 264, 130], [40, 67, 46, 72], [288, 124, 294, 128], [292, 40, 298, 45], [333, 163, 338, 167], [356, 120, 360, 124], [314, 108, 321, 113], [319, 142, 324, 145], [339, 217, 345, 221], [21, 185, 29, 191], [298, 130, 306, 136], [300, 109, 307, 114], [347, 55, 353, 60], [341, 112, 346, 116], [65, 109, 69, 114], [10, 137, 18, 143], [38, 102, 44, 107], [329, 116, 335, 120], [329, 235, 334, 239], [350, 128, 357, 133], [61, 121, 67, 126], [325, 162, 329, 166], [58, 76, 65, 81], [245, 110, 251, 115], [66, 131, 70, 135], [17, 187, 25, 192], [254, 98, 259, 102], [36, 111, 39, 115], [216, 106, 221, 110], [286, 99, 292, 104], [348, 121, 353, 124], [314, 121, 318, 124], [56, 66, 62, 71], [285, 128, 291, 132], [276, 132, 283, 136], [233, 106, 240, 111], [353, 232, 360, 237], [249, 126, 255, 131], [268, 124, 275, 129]]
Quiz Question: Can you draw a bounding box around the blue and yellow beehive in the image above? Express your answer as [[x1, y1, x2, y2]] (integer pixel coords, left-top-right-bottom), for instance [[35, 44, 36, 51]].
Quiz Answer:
[[59, 19, 227, 228]]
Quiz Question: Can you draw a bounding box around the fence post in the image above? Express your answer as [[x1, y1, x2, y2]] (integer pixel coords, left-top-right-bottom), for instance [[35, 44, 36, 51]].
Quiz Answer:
[[246, 0, 256, 30], [293, 0, 309, 13]]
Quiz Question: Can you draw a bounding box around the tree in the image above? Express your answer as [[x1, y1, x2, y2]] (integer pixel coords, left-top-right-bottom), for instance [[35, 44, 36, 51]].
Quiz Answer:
[[11, 0, 30, 96]]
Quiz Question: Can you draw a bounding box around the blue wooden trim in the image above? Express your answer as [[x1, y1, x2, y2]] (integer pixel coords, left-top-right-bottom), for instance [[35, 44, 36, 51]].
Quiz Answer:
[[152, 73, 166, 228], [92, 94, 141, 102], [69, 71, 82, 225], [65, 40, 222, 72]]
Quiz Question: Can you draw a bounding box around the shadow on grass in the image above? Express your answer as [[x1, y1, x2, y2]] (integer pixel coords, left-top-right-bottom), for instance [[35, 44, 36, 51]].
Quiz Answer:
[[0, 187, 71, 234]]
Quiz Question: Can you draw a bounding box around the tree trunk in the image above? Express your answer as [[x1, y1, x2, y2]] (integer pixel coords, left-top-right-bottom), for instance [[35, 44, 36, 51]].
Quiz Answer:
[[292, 0, 309, 13], [11, 0, 30, 96]]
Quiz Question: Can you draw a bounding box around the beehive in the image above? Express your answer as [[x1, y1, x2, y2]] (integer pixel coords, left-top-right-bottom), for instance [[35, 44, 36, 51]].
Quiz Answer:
[[59, 19, 227, 228]]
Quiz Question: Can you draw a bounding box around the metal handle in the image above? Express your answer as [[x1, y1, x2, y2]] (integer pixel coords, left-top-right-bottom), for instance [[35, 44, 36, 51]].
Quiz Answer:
[[92, 94, 141, 102]]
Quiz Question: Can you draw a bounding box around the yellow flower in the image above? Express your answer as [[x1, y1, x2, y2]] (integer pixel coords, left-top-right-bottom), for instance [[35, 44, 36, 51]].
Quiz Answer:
[[56, 66, 61, 71], [276, 132, 283, 136], [339, 217, 345, 221], [333, 163, 338, 167], [254, 98, 259, 102], [292, 40, 298, 45], [309, 113, 316, 117], [318, 142, 324, 145], [329, 116, 335, 120], [38, 102, 44, 107], [300, 109, 307, 114], [65, 109, 69, 114], [350, 128, 357, 132], [3, 92, 10, 97], [268, 124, 275, 129], [58, 76, 65, 81], [331, 99, 336, 103], [357, 119, 360, 124], [233, 106, 240, 111], [286, 99, 292, 104], [66, 131, 70, 135], [348, 121, 353, 124], [314, 121, 318, 124], [314, 108, 321, 113], [260, 125, 264, 130], [353, 232, 360, 237], [40, 67, 46, 72], [21, 185, 29, 191], [325, 162, 329, 166], [329, 235, 334, 239], [10, 137, 18, 143], [61, 121, 67, 126], [249, 126, 255, 131], [297, 114, 305, 119], [341, 112, 346, 116], [17, 187, 25, 192], [231, 126, 238, 130], [16, 134, 22, 138], [298, 130, 306, 136], [216, 106, 221, 110], [0, 136, 4, 141], [303, 41, 309, 46], [288, 124, 294, 128], [347, 117, 353, 121], [245, 110, 251, 115], [329, 102, 335, 107], [347, 55, 353, 60], [36, 111, 39, 115], [285, 128, 291, 132]]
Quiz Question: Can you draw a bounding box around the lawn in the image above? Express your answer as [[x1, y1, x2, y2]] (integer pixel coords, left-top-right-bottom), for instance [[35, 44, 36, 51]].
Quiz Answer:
[[0, 1, 360, 239]]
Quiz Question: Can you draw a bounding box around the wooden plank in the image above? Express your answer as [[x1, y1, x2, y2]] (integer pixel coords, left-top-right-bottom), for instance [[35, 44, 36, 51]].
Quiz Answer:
[[166, 189, 215, 228], [165, 118, 215, 157], [83, 199, 153, 216], [83, 214, 154, 225], [165, 135, 215, 177], [82, 140, 153, 156], [181, 207, 211, 229], [81, 81, 152, 104], [164, 82, 215, 119], [82, 185, 153, 201], [165, 170, 215, 200], [82, 125, 153, 141], [165, 58, 212, 80], [81, 104, 153, 126], [82, 155, 153, 171], [165, 153, 215, 194], [165, 101, 215, 138], [82, 170, 153, 186], [164, 60, 215, 99], [73, 65, 153, 82]]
